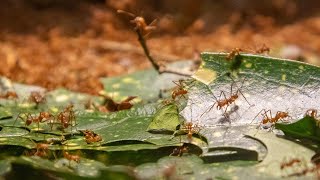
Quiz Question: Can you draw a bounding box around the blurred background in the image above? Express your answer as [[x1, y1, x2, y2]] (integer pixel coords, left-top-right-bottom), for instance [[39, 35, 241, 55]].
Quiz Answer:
[[0, 0, 319, 94]]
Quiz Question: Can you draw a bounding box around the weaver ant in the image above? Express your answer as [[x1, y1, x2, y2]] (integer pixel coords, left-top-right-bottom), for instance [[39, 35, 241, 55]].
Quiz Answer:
[[100, 95, 137, 112], [117, 9, 157, 37], [202, 79, 250, 118], [14, 111, 54, 130], [63, 151, 80, 163], [56, 104, 77, 131], [170, 144, 189, 156], [280, 158, 302, 170], [305, 109, 320, 127], [254, 44, 270, 54], [33, 143, 50, 158], [226, 48, 243, 61], [0, 91, 18, 99], [28, 91, 46, 106], [171, 80, 188, 101], [80, 130, 102, 144], [251, 109, 291, 129]]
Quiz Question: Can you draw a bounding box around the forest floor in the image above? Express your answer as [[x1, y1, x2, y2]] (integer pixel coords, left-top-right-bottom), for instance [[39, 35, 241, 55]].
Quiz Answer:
[[0, 0, 319, 95]]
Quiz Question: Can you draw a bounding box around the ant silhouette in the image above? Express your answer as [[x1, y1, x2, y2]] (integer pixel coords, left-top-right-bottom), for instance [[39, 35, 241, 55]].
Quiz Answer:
[[172, 80, 188, 100]]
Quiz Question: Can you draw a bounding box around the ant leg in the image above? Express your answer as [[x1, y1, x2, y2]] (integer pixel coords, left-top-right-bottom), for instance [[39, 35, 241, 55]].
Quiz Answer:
[[13, 113, 24, 126], [250, 109, 268, 124], [237, 89, 251, 106]]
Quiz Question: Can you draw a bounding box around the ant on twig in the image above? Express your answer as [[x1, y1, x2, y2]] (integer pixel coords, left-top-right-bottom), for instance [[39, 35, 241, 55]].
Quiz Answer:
[[117, 9, 191, 77]]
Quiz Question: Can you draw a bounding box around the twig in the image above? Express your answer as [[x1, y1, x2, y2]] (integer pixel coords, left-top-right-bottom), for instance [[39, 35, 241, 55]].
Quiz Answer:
[[136, 29, 161, 71]]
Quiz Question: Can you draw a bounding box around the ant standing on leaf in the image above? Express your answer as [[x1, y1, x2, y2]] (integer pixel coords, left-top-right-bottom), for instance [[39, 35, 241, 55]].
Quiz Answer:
[[80, 130, 102, 144], [170, 144, 189, 156], [28, 91, 46, 108], [0, 91, 18, 99], [201, 78, 251, 118], [99, 95, 137, 112], [14, 111, 54, 131], [172, 80, 188, 101], [251, 109, 291, 130], [56, 104, 77, 132]]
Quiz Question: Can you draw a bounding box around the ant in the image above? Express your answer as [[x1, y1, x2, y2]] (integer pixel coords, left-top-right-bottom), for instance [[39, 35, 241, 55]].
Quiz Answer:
[[33, 143, 50, 157], [56, 104, 77, 131], [305, 109, 320, 127], [0, 91, 18, 99], [180, 122, 202, 141], [80, 130, 102, 144], [225, 48, 243, 61], [172, 80, 188, 100], [117, 9, 157, 37], [170, 144, 189, 156], [202, 79, 250, 117], [254, 44, 270, 54], [280, 158, 302, 170], [28, 91, 46, 106], [63, 151, 80, 163], [14, 111, 54, 130], [252, 109, 291, 129], [100, 95, 137, 112]]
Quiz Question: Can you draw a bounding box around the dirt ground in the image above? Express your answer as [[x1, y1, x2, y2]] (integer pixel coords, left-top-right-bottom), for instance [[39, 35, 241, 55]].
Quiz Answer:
[[0, 0, 320, 95]]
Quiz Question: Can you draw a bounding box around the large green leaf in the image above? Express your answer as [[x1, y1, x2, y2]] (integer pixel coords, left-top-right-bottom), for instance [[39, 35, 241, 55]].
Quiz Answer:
[[100, 61, 194, 102]]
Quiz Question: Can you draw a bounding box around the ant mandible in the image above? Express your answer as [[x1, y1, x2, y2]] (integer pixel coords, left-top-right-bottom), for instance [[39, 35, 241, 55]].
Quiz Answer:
[[117, 9, 157, 37]]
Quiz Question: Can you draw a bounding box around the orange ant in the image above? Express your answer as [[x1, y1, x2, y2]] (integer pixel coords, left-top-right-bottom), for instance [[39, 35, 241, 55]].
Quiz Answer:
[[0, 91, 18, 99], [117, 9, 157, 37], [33, 143, 50, 157], [252, 109, 291, 129], [226, 48, 243, 61], [80, 130, 102, 144], [63, 151, 80, 163], [100, 95, 137, 112], [14, 111, 54, 130], [28, 91, 46, 106], [254, 44, 270, 54], [202, 79, 250, 117], [56, 104, 77, 131], [305, 109, 320, 127], [170, 144, 189, 156], [280, 158, 302, 170], [171, 80, 188, 100], [180, 122, 202, 141]]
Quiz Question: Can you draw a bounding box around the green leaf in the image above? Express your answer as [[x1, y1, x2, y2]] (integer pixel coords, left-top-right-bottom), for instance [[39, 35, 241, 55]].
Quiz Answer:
[[0, 159, 11, 176], [100, 61, 194, 102], [275, 116, 320, 142], [147, 103, 180, 133]]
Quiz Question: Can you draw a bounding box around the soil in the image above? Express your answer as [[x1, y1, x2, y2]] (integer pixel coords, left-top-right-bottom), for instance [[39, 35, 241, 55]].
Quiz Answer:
[[0, 0, 319, 95]]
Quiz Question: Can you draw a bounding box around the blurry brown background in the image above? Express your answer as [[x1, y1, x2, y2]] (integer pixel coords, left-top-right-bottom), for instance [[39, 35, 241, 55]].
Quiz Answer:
[[0, 0, 319, 94]]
